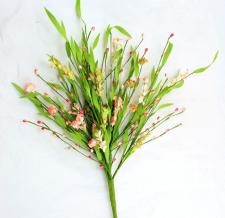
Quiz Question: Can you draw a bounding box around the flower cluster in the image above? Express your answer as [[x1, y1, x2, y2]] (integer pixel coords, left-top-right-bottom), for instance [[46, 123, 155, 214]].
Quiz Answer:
[[49, 56, 74, 79], [12, 2, 218, 218]]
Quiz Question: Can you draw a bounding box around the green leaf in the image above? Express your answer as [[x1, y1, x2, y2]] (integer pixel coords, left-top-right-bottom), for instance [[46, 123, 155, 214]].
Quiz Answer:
[[67, 131, 88, 148], [122, 129, 129, 154], [12, 83, 25, 95], [45, 8, 67, 39], [75, 0, 82, 18], [157, 103, 173, 110], [191, 51, 219, 74], [173, 79, 184, 88], [65, 41, 71, 58], [112, 49, 123, 61], [54, 115, 66, 128], [104, 25, 111, 46], [92, 33, 100, 49], [113, 25, 132, 38], [160, 42, 173, 70], [47, 82, 64, 91]]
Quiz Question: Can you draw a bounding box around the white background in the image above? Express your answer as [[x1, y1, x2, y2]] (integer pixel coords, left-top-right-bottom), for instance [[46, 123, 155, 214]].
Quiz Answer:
[[0, 0, 225, 218]]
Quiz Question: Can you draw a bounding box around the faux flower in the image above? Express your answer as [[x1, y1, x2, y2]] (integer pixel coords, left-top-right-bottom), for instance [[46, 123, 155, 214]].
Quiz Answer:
[[110, 115, 117, 127], [112, 37, 122, 51], [139, 57, 148, 65], [113, 96, 123, 110], [70, 109, 85, 130], [129, 102, 138, 112], [125, 79, 136, 88], [24, 82, 36, 93], [47, 105, 58, 116], [88, 139, 97, 148], [139, 77, 148, 104]]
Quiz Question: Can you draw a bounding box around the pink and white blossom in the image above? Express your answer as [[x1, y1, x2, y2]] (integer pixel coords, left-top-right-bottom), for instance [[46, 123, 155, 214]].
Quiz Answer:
[[24, 82, 36, 93], [88, 139, 97, 148], [47, 105, 58, 116]]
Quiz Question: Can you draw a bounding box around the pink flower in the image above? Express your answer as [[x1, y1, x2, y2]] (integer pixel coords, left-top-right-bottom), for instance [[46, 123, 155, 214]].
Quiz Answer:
[[71, 110, 85, 129], [110, 115, 117, 126], [88, 139, 97, 148], [113, 96, 123, 109], [131, 124, 137, 129], [24, 82, 36, 93], [47, 105, 58, 116], [117, 97, 123, 109]]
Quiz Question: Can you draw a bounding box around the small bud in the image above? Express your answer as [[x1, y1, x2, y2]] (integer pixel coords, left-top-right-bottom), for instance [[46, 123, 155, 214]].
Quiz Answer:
[[41, 127, 45, 131], [169, 33, 174, 38], [88, 155, 92, 159], [66, 99, 71, 104], [91, 26, 95, 31], [22, 119, 27, 123], [99, 164, 104, 169], [37, 120, 42, 124], [34, 68, 39, 76], [144, 48, 148, 53]]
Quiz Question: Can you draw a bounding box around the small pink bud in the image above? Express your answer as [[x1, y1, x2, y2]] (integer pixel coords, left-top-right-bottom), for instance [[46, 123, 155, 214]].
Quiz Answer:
[[169, 33, 174, 38], [157, 116, 160, 120], [144, 111, 148, 117], [37, 120, 42, 124], [144, 48, 148, 53], [41, 127, 45, 131], [175, 107, 179, 112], [91, 26, 95, 31], [99, 164, 104, 169], [66, 99, 71, 104], [22, 119, 27, 123], [88, 155, 92, 159]]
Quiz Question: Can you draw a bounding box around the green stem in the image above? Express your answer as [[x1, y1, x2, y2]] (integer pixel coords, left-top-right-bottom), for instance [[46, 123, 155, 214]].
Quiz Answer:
[[106, 176, 118, 218]]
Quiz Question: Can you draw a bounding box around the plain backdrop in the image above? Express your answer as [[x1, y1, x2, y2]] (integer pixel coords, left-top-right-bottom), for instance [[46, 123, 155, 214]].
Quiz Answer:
[[0, 0, 225, 218]]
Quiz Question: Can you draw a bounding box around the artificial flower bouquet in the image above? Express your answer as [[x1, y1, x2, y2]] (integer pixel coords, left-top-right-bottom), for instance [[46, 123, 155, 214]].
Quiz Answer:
[[12, 1, 218, 217]]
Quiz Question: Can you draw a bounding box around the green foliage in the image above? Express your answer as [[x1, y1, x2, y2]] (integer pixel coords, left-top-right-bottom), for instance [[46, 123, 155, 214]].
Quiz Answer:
[[75, 0, 82, 18], [13, 0, 218, 181]]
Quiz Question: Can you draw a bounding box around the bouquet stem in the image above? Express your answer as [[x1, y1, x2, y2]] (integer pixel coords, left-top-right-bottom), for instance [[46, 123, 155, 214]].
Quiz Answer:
[[106, 176, 118, 218]]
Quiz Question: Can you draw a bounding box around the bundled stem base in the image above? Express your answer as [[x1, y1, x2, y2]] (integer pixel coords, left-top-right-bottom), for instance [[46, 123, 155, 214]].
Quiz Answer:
[[107, 177, 118, 218]]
